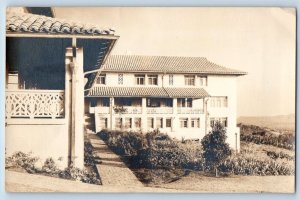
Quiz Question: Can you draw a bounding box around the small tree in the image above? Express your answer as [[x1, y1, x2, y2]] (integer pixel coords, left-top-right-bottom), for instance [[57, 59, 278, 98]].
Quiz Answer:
[[201, 122, 231, 177]]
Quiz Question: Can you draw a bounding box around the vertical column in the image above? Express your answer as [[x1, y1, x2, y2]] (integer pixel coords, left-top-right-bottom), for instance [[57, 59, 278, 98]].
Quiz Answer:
[[65, 47, 72, 167], [73, 47, 84, 169], [204, 97, 209, 135], [141, 98, 147, 133], [172, 98, 178, 132], [109, 97, 115, 130]]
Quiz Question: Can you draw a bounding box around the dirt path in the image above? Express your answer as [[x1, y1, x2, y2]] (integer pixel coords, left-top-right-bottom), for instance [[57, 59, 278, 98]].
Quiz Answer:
[[87, 133, 144, 187]]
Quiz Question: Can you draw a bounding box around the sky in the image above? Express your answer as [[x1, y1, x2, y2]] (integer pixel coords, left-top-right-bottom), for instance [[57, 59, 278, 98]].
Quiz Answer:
[[55, 7, 296, 117]]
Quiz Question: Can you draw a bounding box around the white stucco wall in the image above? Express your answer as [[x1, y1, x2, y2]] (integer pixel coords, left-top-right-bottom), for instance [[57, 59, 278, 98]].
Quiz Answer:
[[6, 121, 69, 169]]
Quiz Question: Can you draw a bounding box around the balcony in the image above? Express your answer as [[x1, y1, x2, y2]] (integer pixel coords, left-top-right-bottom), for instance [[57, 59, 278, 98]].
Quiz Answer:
[[122, 106, 142, 114], [6, 89, 65, 119], [177, 108, 204, 114], [147, 107, 173, 114], [90, 107, 110, 114]]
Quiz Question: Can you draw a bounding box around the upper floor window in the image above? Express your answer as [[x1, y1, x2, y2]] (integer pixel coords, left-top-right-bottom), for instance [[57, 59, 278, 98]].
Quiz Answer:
[[210, 96, 228, 108], [135, 74, 145, 85], [148, 75, 158, 85], [169, 74, 174, 85], [118, 74, 123, 85], [199, 76, 207, 86], [184, 75, 195, 86], [210, 117, 228, 127], [96, 74, 106, 85], [178, 98, 193, 107]]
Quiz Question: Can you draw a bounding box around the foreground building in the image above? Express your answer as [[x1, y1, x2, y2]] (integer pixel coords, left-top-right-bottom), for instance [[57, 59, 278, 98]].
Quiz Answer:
[[5, 8, 118, 168], [86, 55, 246, 151]]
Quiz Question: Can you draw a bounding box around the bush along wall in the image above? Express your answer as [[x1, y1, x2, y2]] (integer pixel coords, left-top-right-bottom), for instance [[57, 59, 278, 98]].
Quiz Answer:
[[98, 129, 294, 177]]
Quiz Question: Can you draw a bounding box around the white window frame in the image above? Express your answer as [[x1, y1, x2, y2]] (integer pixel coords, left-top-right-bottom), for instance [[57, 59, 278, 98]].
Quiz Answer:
[[97, 74, 106, 85], [210, 97, 228, 108], [148, 75, 158, 85], [166, 118, 172, 128], [191, 118, 200, 128], [169, 74, 174, 85], [210, 117, 228, 127], [199, 76, 207, 86], [180, 118, 188, 128], [135, 74, 145, 85], [184, 75, 195, 86], [156, 117, 163, 128]]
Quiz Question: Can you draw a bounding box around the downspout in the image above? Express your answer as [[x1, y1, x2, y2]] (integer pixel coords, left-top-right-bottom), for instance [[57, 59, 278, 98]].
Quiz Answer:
[[204, 97, 209, 135]]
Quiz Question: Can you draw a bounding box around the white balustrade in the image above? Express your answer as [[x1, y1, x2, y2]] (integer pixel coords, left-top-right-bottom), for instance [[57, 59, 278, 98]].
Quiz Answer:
[[6, 89, 65, 119], [177, 108, 204, 114], [146, 107, 173, 114]]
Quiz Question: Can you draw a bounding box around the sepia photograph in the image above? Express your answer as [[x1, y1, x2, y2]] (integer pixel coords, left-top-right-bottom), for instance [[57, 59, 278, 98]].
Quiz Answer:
[[4, 7, 295, 193]]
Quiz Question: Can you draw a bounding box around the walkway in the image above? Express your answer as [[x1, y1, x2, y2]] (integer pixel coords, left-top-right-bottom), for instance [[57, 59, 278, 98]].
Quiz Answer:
[[87, 132, 144, 187]]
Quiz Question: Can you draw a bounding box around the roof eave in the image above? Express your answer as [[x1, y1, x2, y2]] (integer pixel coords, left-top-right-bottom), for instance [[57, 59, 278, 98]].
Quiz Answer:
[[6, 31, 120, 40]]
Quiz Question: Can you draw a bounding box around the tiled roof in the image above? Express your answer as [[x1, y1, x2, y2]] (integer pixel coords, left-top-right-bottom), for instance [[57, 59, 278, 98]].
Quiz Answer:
[[6, 12, 115, 35], [88, 86, 210, 98], [101, 55, 246, 75]]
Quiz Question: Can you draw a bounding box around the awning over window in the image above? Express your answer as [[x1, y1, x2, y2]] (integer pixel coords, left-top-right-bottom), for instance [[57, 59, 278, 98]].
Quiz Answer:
[[87, 86, 210, 98]]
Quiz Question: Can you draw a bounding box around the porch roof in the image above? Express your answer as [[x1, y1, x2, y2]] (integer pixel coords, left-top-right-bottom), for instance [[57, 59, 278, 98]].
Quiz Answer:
[[6, 11, 115, 36], [87, 86, 210, 98]]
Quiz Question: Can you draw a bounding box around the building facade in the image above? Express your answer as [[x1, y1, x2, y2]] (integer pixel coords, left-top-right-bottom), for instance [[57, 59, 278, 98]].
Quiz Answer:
[[86, 55, 246, 151]]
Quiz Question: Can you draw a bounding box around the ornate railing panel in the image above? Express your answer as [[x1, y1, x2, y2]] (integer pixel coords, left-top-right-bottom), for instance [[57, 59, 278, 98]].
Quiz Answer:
[[6, 90, 65, 119], [123, 106, 142, 114], [177, 108, 204, 114]]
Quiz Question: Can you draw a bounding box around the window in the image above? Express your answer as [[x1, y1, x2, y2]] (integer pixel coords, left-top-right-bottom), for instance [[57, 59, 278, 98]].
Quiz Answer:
[[147, 98, 160, 107], [166, 118, 172, 128], [184, 75, 195, 86], [148, 75, 158, 85], [118, 74, 123, 85], [96, 74, 106, 85], [125, 118, 132, 129], [156, 118, 163, 128], [100, 118, 108, 129], [102, 97, 110, 107], [115, 118, 122, 129], [135, 74, 145, 85], [165, 99, 173, 107], [199, 76, 207, 86], [147, 118, 154, 129], [191, 118, 200, 128], [116, 98, 132, 106], [180, 118, 188, 128], [90, 98, 97, 107], [210, 117, 228, 127], [169, 75, 174, 85], [177, 98, 193, 107], [134, 118, 141, 128], [210, 97, 228, 108]]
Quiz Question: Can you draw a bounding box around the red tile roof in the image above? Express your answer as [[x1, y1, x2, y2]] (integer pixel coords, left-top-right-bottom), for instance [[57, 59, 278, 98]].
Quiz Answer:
[[101, 55, 246, 75], [88, 86, 209, 98], [6, 12, 115, 35]]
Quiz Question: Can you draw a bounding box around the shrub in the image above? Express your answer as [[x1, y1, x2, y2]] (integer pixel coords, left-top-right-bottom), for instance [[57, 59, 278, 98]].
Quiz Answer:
[[201, 122, 231, 176], [266, 151, 294, 161], [5, 151, 39, 174], [218, 156, 294, 176], [42, 158, 59, 174]]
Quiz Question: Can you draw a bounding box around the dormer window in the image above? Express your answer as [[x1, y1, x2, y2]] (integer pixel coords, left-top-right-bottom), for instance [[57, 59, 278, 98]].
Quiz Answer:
[[148, 75, 158, 85], [184, 75, 195, 86], [96, 74, 106, 85], [135, 74, 145, 85]]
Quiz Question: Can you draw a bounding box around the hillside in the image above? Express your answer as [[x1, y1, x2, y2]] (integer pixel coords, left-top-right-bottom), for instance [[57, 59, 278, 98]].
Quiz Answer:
[[238, 114, 295, 132]]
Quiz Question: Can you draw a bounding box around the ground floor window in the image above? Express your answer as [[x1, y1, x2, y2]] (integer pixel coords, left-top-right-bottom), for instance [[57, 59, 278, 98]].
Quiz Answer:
[[191, 118, 200, 128], [210, 117, 228, 127], [125, 118, 132, 129], [100, 117, 108, 129], [180, 118, 188, 128], [147, 117, 154, 128], [156, 118, 163, 128], [134, 118, 141, 128], [115, 117, 122, 129], [166, 118, 172, 128]]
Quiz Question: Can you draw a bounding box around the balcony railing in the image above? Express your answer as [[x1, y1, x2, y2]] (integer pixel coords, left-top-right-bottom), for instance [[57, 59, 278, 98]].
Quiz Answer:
[[6, 89, 65, 119], [122, 106, 142, 114], [177, 108, 204, 114], [90, 107, 110, 114], [147, 107, 173, 114]]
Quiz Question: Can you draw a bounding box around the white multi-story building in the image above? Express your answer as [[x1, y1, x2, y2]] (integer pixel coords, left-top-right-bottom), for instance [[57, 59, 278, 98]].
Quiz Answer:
[[86, 55, 246, 151]]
